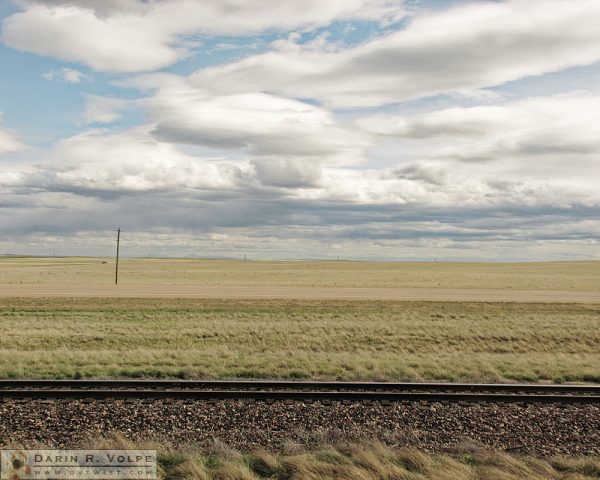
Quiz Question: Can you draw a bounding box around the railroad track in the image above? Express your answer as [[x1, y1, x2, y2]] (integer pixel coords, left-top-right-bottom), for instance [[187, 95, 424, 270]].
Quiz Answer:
[[0, 380, 598, 404]]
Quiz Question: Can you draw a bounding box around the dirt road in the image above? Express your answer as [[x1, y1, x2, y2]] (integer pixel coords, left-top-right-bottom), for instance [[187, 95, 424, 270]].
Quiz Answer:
[[0, 284, 598, 302]]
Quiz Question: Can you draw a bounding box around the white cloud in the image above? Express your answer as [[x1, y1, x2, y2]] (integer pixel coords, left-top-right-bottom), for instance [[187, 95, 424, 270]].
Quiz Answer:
[[149, 87, 365, 161], [359, 91, 600, 176], [251, 158, 322, 188], [0, 129, 23, 154], [360, 92, 600, 139], [6, 90, 600, 208], [82, 95, 128, 124], [142, 79, 368, 186], [9, 127, 247, 193], [312, 166, 600, 209], [2, 118, 599, 261], [3, 1, 600, 260], [8, 123, 598, 209], [2, 0, 405, 73], [3, 225, 599, 261], [0, 115, 24, 154], [42, 67, 89, 83], [26, 0, 154, 16], [5, 5, 184, 73], [190, 0, 600, 107]]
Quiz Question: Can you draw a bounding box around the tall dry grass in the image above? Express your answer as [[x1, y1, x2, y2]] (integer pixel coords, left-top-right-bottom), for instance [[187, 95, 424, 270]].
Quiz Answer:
[[84, 435, 600, 480], [1, 298, 598, 382]]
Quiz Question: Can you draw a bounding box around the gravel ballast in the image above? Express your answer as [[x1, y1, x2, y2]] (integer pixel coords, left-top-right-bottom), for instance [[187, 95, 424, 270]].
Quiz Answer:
[[0, 399, 598, 456]]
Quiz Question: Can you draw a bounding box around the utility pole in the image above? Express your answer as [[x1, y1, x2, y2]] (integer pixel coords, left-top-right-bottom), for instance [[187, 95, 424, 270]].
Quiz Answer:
[[115, 227, 121, 285]]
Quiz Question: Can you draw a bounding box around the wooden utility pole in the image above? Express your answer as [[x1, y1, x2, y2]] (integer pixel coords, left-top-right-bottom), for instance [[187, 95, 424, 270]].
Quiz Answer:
[[115, 227, 121, 285]]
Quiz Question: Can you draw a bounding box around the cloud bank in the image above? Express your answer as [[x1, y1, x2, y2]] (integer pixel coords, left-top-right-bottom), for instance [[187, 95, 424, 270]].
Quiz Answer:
[[2, 0, 404, 73], [1, 0, 599, 259], [189, 0, 600, 106]]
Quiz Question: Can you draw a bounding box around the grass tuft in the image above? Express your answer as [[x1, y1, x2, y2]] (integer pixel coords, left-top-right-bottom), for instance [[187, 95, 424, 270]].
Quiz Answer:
[[147, 442, 600, 479]]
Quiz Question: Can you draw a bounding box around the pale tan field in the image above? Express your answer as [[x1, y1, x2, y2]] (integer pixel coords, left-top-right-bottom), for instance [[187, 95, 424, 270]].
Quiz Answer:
[[1, 284, 599, 303], [1, 257, 599, 291]]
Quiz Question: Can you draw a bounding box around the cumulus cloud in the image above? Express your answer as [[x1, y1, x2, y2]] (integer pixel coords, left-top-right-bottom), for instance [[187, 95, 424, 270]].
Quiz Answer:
[[140, 78, 368, 186], [0, 115, 24, 154], [42, 67, 89, 83], [26, 0, 154, 15], [3, 5, 185, 73], [359, 91, 600, 177], [0, 130, 23, 154], [2, 186, 598, 260], [4, 219, 599, 261], [311, 167, 598, 208], [2, 0, 404, 73], [360, 92, 600, 139], [82, 95, 129, 124], [149, 87, 365, 161], [5, 87, 600, 212], [189, 0, 600, 107], [1, 127, 246, 194], [251, 158, 321, 188], [2, 120, 599, 260], [2, 1, 600, 260]]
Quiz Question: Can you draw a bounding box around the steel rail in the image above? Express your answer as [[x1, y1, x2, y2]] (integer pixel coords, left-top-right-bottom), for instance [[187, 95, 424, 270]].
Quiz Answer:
[[0, 379, 599, 393], [0, 389, 598, 403], [0, 380, 598, 403]]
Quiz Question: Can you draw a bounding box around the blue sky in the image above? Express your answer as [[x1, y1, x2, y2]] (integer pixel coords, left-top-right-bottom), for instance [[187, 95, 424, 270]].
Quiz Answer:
[[1, 0, 600, 260]]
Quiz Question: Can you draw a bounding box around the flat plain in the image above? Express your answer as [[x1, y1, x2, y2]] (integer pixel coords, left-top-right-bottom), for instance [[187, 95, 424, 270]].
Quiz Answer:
[[0, 257, 598, 382], [1, 256, 600, 290]]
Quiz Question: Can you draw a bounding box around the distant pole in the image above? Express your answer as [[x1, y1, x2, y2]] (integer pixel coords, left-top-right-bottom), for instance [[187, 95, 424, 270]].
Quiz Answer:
[[115, 227, 121, 285]]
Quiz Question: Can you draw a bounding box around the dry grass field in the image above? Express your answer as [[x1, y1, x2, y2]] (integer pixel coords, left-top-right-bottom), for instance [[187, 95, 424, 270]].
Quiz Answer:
[[1, 256, 600, 291], [1, 257, 598, 382], [167, 448, 600, 480], [1, 297, 598, 382], [97, 435, 600, 480], [161, 448, 600, 480]]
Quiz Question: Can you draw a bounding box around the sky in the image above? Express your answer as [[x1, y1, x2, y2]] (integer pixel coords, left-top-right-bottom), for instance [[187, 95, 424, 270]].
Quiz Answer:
[[1, 0, 599, 261]]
